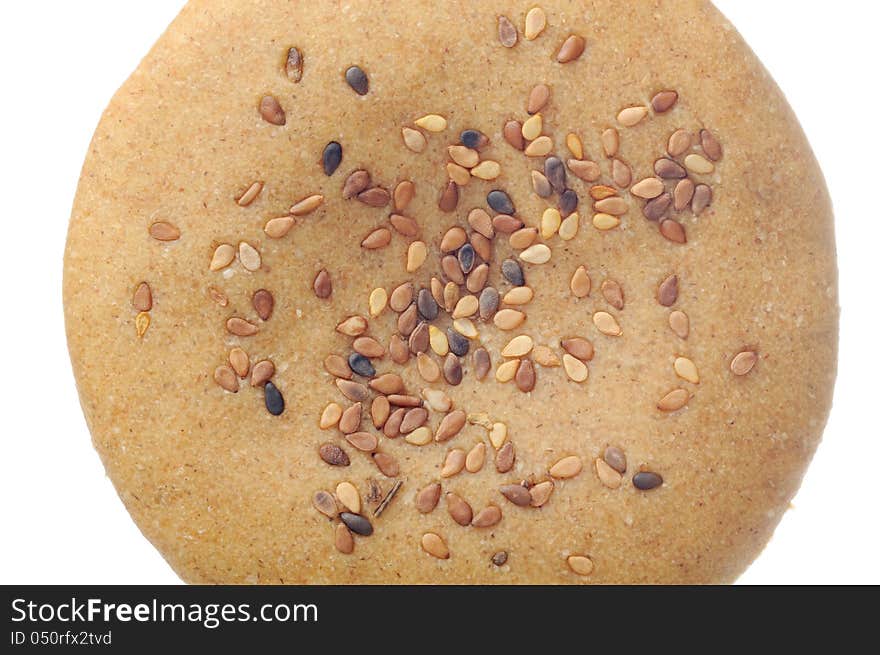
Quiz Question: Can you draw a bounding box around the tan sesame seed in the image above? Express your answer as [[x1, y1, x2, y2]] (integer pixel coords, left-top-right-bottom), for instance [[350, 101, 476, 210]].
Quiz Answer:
[[360, 188, 391, 210], [562, 354, 589, 382], [611, 158, 632, 188], [415, 114, 447, 132], [519, 244, 551, 264], [509, 227, 538, 250], [416, 483, 442, 512], [132, 282, 152, 312], [503, 120, 525, 151], [549, 455, 583, 479], [533, 345, 560, 367], [422, 388, 452, 415], [700, 129, 723, 161], [406, 426, 433, 446], [503, 286, 534, 306], [389, 334, 409, 365], [210, 244, 235, 271], [342, 170, 371, 199], [669, 310, 690, 339], [415, 352, 440, 383], [558, 212, 580, 241], [657, 388, 690, 412], [370, 373, 405, 395], [361, 227, 392, 250], [389, 214, 420, 237], [674, 356, 700, 384], [568, 159, 601, 182], [673, 178, 696, 211], [494, 309, 526, 331], [556, 34, 586, 63], [402, 127, 427, 153], [442, 282, 460, 314], [228, 347, 249, 378], [594, 197, 628, 216], [524, 7, 547, 40], [631, 177, 665, 199], [448, 145, 479, 168], [149, 221, 180, 242], [592, 213, 621, 231], [527, 84, 551, 115], [489, 423, 508, 450], [336, 315, 368, 337], [502, 335, 534, 358], [617, 106, 648, 127], [684, 153, 715, 174], [353, 336, 385, 359], [593, 311, 622, 336], [324, 354, 352, 380], [421, 532, 450, 559], [226, 317, 259, 337], [319, 403, 342, 430], [442, 449, 467, 478], [567, 555, 594, 576], [440, 226, 468, 253], [470, 160, 501, 180], [570, 265, 591, 298], [335, 525, 354, 555], [336, 481, 361, 514], [529, 480, 554, 507], [427, 326, 448, 357], [540, 208, 562, 239], [566, 132, 584, 160], [207, 286, 228, 307], [259, 95, 286, 125], [466, 442, 487, 473], [667, 129, 692, 157], [466, 263, 489, 294], [237, 181, 264, 207], [467, 208, 494, 238], [264, 216, 294, 239], [524, 135, 553, 157], [400, 407, 429, 434], [250, 360, 275, 387], [213, 364, 238, 392], [389, 283, 414, 312], [312, 490, 337, 518], [731, 350, 758, 376], [406, 241, 427, 273], [495, 359, 520, 383], [393, 180, 416, 211], [601, 279, 625, 310], [472, 505, 502, 528], [660, 219, 687, 244], [367, 288, 388, 318], [473, 348, 491, 381], [692, 184, 713, 215], [498, 15, 518, 48], [651, 90, 679, 113], [602, 128, 619, 158], [521, 113, 543, 141], [237, 242, 261, 271], [289, 194, 324, 216], [595, 458, 622, 489]]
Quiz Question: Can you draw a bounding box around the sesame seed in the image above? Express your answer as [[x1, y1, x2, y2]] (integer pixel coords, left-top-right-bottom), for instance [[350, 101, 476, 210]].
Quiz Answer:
[[509, 227, 538, 250], [496, 359, 520, 383], [393, 180, 416, 211], [415, 114, 448, 132], [472, 504, 502, 527], [669, 310, 690, 339], [692, 184, 713, 215], [336, 481, 361, 514], [428, 325, 449, 357], [210, 244, 235, 271], [549, 455, 583, 479], [312, 490, 337, 518], [658, 274, 679, 306], [149, 221, 180, 242], [655, 157, 687, 180], [499, 484, 531, 506], [446, 492, 473, 526], [448, 144, 479, 168], [561, 337, 594, 361], [132, 282, 152, 312], [320, 403, 342, 430], [490, 423, 509, 451], [421, 533, 450, 559], [494, 309, 526, 331], [336, 315, 368, 337], [250, 359, 275, 388], [357, 187, 390, 207], [524, 136, 553, 157], [236, 180, 264, 207], [657, 388, 689, 412], [443, 354, 463, 386], [617, 106, 648, 127], [611, 159, 632, 188], [407, 241, 427, 272], [468, 208, 494, 238], [405, 425, 434, 446], [556, 34, 586, 63], [493, 214, 524, 233], [435, 410, 467, 442], [731, 350, 758, 376], [372, 452, 400, 477], [228, 348, 249, 378], [667, 129, 693, 157], [566, 133, 584, 160], [226, 317, 259, 337], [673, 178, 696, 211], [631, 177, 665, 199], [544, 156, 566, 192], [700, 129, 723, 161], [593, 213, 619, 231], [524, 7, 547, 40], [559, 189, 579, 217], [402, 127, 427, 153], [633, 471, 663, 491], [502, 286, 534, 305], [502, 259, 525, 286], [473, 348, 491, 380], [604, 447, 627, 473], [492, 552, 509, 567], [529, 481, 554, 507], [684, 153, 714, 175], [466, 262, 489, 293], [417, 483, 443, 511], [453, 318, 478, 339], [531, 170, 553, 198], [447, 328, 470, 357], [470, 160, 501, 180], [601, 279, 625, 310], [285, 47, 303, 82], [264, 381, 285, 416], [503, 120, 525, 151], [602, 128, 619, 158], [348, 353, 376, 378], [213, 365, 238, 393], [264, 216, 294, 239], [487, 189, 515, 215], [340, 512, 373, 536], [521, 113, 543, 141], [452, 294, 479, 319], [238, 242, 261, 271], [259, 95, 285, 125], [252, 289, 274, 320], [439, 181, 459, 212], [643, 193, 672, 221], [519, 243, 551, 264], [651, 90, 678, 113], [527, 84, 550, 115], [659, 219, 687, 244], [498, 15, 518, 47], [502, 335, 534, 358], [368, 288, 388, 317], [389, 214, 419, 239], [570, 265, 591, 298], [567, 555, 594, 576], [533, 346, 560, 368], [361, 227, 392, 249], [337, 379, 369, 403], [335, 525, 354, 554], [562, 354, 589, 382], [568, 159, 601, 182], [593, 311, 622, 336], [460, 129, 489, 149], [344, 66, 369, 95], [515, 359, 536, 392], [674, 356, 700, 384], [322, 141, 342, 176]]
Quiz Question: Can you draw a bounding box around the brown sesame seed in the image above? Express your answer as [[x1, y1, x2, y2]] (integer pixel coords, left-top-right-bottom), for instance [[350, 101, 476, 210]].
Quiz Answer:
[[284, 46, 303, 81], [250, 289, 273, 321], [442, 282, 459, 314], [503, 120, 525, 151], [370, 373, 405, 395], [529, 480, 555, 507], [495, 442, 515, 473], [530, 170, 553, 198], [421, 532, 450, 559], [387, 394, 422, 408], [472, 504, 502, 528], [213, 365, 239, 393], [237, 181, 263, 207], [667, 129, 692, 157], [149, 221, 180, 242], [594, 196, 629, 216], [492, 214, 524, 234], [669, 310, 690, 339], [658, 274, 679, 306], [692, 184, 713, 215], [561, 337, 594, 362], [383, 408, 405, 438], [655, 157, 687, 180], [509, 227, 538, 250], [228, 348, 249, 378], [250, 360, 275, 387], [442, 449, 467, 478], [446, 492, 473, 526], [226, 317, 258, 337], [467, 263, 490, 294], [441, 255, 465, 285], [416, 353, 440, 383], [373, 452, 400, 477], [643, 192, 673, 221], [466, 442, 486, 473], [357, 187, 391, 207], [731, 350, 759, 376], [492, 551, 509, 567], [361, 227, 392, 249], [601, 279, 625, 310], [651, 90, 679, 113], [324, 354, 352, 380], [603, 446, 627, 473], [570, 265, 591, 298], [337, 379, 369, 402], [311, 269, 332, 300], [440, 226, 468, 253], [498, 15, 518, 47], [389, 334, 409, 365], [700, 129, 723, 161], [371, 396, 390, 429], [473, 348, 491, 381], [657, 388, 689, 412], [400, 407, 428, 434], [431, 277, 446, 308], [556, 34, 586, 63], [354, 336, 386, 359], [659, 219, 687, 244], [398, 304, 419, 337], [433, 409, 466, 443], [259, 95, 285, 125], [567, 159, 601, 182], [443, 354, 463, 386], [611, 158, 632, 188], [342, 169, 371, 199], [527, 84, 551, 115], [408, 321, 429, 354], [633, 471, 663, 491], [319, 443, 350, 467], [673, 178, 696, 211], [500, 484, 531, 506], [389, 283, 414, 313], [438, 181, 459, 212], [132, 282, 152, 312], [417, 483, 443, 512], [467, 208, 494, 238], [335, 524, 354, 554], [392, 180, 415, 211], [345, 431, 378, 453], [515, 359, 536, 392], [313, 490, 337, 518], [336, 315, 368, 337], [207, 287, 228, 306], [549, 455, 583, 479]]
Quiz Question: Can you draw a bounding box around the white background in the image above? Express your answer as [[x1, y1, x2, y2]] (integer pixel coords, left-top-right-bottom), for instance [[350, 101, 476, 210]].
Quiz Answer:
[[0, 1, 877, 585]]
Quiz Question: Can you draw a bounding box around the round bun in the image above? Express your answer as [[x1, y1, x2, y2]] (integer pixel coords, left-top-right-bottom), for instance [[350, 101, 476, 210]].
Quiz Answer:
[[64, 0, 837, 583]]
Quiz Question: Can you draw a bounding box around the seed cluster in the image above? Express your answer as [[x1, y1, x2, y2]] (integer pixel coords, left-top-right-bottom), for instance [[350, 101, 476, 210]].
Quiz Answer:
[[129, 6, 764, 579]]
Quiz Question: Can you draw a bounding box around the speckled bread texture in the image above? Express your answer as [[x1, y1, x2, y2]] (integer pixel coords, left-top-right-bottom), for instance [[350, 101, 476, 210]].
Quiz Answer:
[[64, 0, 837, 584]]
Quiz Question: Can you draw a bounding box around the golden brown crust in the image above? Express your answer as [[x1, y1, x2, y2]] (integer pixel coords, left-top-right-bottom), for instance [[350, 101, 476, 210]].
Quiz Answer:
[[64, 0, 837, 584]]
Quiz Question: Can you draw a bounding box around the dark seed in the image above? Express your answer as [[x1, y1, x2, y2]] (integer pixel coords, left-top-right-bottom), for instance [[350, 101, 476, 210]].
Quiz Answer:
[[313, 269, 332, 298], [417, 288, 439, 320], [473, 348, 491, 380], [501, 259, 525, 286], [515, 359, 536, 392], [439, 181, 459, 212], [544, 157, 566, 192], [447, 329, 470, 357], [264, 381, 285, 416], [603, 446, 627, 474], [340, 512, 374, 536], [444, 354, 463, 386], [457, 243, 476, 274], [492, 551, 509, 566], [322, 141, 343, 176], [499, 484, 531, 506], [643, 192, 672, 221], [633, 471, 663, 491], [654, 157, 687, 180], [460, 129, 488, 149], [319, 443, 350, 467], [345, 65, 369, 95], [357, 187, 390, 207], [479, 287, 500, 321], [559, 189, 579, 217], [348, 353, 376, 378], [487, 190, 515, 215], [342, 170, 371, 199]]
